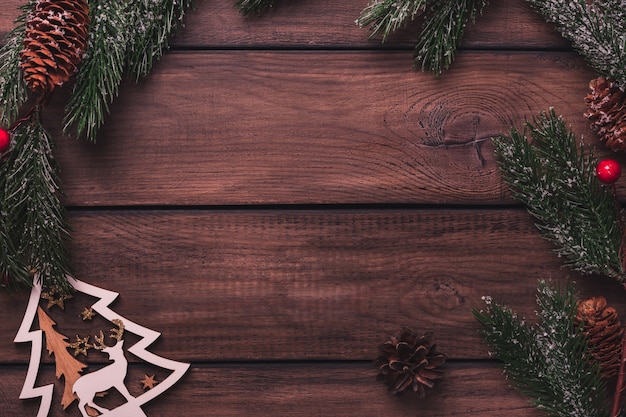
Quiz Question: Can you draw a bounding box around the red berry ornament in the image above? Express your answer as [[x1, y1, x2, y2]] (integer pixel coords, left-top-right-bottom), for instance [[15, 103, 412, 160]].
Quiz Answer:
[[596, 159, 622, 184], [0, 128, 9, 153]]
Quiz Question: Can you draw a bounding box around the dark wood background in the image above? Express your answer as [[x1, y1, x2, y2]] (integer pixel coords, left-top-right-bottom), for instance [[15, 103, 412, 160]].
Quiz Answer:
[[1, 0, 625, 415]]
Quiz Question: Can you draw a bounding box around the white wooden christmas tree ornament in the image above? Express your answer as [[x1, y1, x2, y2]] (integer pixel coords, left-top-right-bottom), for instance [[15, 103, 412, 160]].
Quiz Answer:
[[15, 275, 190, 417]]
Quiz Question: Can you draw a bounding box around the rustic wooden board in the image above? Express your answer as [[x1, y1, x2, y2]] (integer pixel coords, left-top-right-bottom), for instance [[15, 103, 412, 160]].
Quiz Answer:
[[0, 362, 542, 417], [43, 50, 603, 207], [0, 0, 567, 49], [0, 0, 619, 415], [1, 209, 621, 364]]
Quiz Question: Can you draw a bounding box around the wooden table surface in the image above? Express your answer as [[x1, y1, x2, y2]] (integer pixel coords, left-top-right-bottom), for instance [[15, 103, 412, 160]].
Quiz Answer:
[[1, 0, 625, 416]]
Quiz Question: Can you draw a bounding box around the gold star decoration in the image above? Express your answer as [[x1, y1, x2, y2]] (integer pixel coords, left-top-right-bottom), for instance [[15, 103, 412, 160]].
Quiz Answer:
[[69, 335, 92, 357], [140, 374, 158, 390], [80, 307, 96, 321], [41, 288, 73, 310]]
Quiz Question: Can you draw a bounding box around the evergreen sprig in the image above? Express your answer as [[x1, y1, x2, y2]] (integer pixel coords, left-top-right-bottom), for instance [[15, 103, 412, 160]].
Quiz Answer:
[[0, 1, 33, 127], [125, 0, 194, 81], [235, 0, 277, 15], [0, 115, 72, 293], [64, 0, 194, 142], [356, 0, 427, 42], [63, 0, 128, 142], [494, 109, 624, 282], [526, 0, 626, 88], [356, 0, 488, 75], [414, 0, 486, 74], [473, 280, 611, 417]]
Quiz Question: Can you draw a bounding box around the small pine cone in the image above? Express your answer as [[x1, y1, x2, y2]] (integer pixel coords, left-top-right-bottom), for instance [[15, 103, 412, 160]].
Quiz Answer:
[[575, 296, 623, 378], [374, 330, 446, 396], [20, 0, 90, 95], [584, 77, 626, 152]]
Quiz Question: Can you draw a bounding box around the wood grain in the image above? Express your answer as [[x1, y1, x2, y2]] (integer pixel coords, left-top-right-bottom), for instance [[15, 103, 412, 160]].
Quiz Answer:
[[44, 50, 603, 207], [0, 209, 622, 363], [0, 0, 617, 415], [177, 0, 567, 50], [0, 362, 543, 417], [0, 0, 567, 50]]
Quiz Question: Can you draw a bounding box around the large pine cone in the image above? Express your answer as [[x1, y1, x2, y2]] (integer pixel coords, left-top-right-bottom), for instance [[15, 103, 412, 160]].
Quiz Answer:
[[20, 0, 90, 95], [374, 330, 446, 396], [575, 296, 623, 378], [584, 77, 626, 152]]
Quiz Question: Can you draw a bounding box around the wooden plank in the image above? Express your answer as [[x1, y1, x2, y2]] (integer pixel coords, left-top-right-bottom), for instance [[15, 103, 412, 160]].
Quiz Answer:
[[0, 362, 543, 416], [0, 0, 567, 50], [177, 0, 567, 49], [45, 50, 601, 207], [0, 1, 20, 38], [1, 209, 621, 363]]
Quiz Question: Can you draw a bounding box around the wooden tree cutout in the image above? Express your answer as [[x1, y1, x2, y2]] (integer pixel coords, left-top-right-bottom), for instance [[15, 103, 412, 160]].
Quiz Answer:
[[37, 306, 87, 409], [15, 275, 190, 417]]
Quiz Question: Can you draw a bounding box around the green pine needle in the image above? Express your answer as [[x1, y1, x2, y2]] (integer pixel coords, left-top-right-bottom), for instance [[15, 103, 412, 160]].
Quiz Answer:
[[414, 0, 486, 74], [64, 0, 128, 142], [356, 0, 487, 75], [356, 0, 428, 42], [473, 280, 611, 417], [125, 0, 194, 81], [526, 0, 626, 87], [64, 0, 194, 142], [494, 109, 624, 282], [0, 216, 31, 291], [235, 0, 277, 15], [0, 1, 34, 127], [0, 115, 72, 294]]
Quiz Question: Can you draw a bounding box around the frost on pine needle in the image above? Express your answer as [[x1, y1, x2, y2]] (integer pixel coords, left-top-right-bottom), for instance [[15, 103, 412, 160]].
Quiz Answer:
[[526, 0, 626, 87], [63, 0, 194, 142], [473, 280, 611, 417], [0, 1, 34, 127], [493, 109, 625, 282], [355, 0, 488, 74], [0, 119, 72, 292]]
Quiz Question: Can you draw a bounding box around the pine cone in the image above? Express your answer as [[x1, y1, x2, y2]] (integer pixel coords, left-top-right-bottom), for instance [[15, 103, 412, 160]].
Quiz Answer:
[[584, 77, 626, 152], [374, 330, 446, 396], [575, 296, 623, 378], [20, 0, 90, 95]]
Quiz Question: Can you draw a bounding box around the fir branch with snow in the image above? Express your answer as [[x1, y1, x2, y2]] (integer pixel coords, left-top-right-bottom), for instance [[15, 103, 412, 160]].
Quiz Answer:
[[235, 0, 276, 15], [526, 0, 626, 88], [64, 0, 194, 142], [63, 0, 129, 142], [356, 0, 428, 42], [124, 0, 194, 81], [356, 0, 488, 74], [493, 109, 625, 282], [473, 280, 612, 417], [0, 116, 72, 293], [0, 1, 33, 127]]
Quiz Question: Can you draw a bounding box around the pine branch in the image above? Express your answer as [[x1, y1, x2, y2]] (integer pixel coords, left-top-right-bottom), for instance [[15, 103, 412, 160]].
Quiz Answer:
[[1, 114, 72, 293], [357, 0, 487, 75], [494, 109, 625, 281], [473, 280, 611, 417], [125, 0, 194, 81], [0, 214, 31, 290], [526, 0, 626, 88], [356, 0, 428, 42], [64, 0, 194, 142], [414, 0, 487, 74], [0, 1, 35, 127], [235, 0, 277, 15], [63, 0, 128, 142]]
